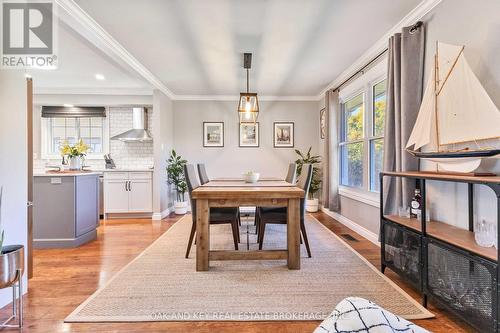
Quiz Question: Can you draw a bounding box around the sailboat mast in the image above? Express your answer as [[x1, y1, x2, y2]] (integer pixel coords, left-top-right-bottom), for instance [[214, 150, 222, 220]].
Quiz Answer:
[[434, 41, 441, 150]]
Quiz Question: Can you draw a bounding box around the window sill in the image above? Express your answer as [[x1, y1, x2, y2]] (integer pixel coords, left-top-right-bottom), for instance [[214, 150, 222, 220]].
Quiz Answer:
[[40, 154, 104, 160], [339, 186, 380, 208]]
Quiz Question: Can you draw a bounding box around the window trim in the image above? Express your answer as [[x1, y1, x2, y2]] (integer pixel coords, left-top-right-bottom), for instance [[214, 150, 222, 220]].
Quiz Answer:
[[41, 112, 109, 160], [337, 58, 387, 201]]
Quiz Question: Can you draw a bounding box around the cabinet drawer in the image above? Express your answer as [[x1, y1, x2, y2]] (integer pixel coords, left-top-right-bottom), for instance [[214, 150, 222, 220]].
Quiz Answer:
[[104, 172, 129, 180], [128, 172, 152, 180]]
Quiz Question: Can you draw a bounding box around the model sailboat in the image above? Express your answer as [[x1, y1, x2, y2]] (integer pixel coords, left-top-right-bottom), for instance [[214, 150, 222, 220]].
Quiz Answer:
[[406, 41, 500, 174]]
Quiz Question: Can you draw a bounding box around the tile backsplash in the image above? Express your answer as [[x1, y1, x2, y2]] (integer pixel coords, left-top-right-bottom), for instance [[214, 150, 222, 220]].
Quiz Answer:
[[34, 107, 154, 171]]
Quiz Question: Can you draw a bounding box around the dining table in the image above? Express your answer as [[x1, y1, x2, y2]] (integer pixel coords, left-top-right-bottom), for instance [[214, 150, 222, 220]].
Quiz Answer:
[[191, 178, 305, 271]]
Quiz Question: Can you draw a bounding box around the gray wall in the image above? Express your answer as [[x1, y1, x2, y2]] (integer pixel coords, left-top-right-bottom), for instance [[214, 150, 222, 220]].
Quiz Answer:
[[421, 0, 500, 228], [322, 0, 500, 236], [173, 100, 319, 179]]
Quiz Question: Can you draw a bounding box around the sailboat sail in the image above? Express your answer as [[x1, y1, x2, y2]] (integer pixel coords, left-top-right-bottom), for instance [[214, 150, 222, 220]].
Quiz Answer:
[[407, 41, 500, 150], [437, 43, 500, 145], [406, 67, 438, 150]]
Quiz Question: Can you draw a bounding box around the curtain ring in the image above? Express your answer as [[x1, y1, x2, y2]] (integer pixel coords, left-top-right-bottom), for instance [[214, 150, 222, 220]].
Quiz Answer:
[[409, 21, 423, 34]]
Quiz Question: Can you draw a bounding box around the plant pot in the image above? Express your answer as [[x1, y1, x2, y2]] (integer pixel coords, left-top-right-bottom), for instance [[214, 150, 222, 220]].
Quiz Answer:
[[69, 156, 82, 170], [306, 198, 319, 213], [0, 245, 24, 289], [174, 201, 188, 215]]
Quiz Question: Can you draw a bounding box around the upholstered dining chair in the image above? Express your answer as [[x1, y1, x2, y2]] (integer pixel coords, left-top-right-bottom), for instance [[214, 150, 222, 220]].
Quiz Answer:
[[197, 163, 210, 185], [285, 163, 297, 184], [255, 163, 297, 235], [184, 164, 240, 258], [257, 163, 313, 258]]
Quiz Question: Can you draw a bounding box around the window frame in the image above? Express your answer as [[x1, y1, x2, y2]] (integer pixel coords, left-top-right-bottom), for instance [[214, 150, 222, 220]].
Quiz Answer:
[[337, 58, 387, 207], [41, 111, 109, 160]]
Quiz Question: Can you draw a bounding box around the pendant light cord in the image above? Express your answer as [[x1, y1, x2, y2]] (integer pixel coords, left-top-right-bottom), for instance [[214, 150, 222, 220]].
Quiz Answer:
[[246, 68, 249, 93]]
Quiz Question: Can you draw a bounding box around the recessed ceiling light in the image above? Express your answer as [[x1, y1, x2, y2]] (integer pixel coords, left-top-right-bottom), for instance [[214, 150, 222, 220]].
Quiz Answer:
[[63, 104, 74, 108], [95, 74, 105, 80]]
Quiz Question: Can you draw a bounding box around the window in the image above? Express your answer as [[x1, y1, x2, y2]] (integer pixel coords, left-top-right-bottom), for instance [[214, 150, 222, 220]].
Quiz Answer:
[[340, 93, 364, 188], [338, 63, 387, 197], [43, 116, 107, 159]]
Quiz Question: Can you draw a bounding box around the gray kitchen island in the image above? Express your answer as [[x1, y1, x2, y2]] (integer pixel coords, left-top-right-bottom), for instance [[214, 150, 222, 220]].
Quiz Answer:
[[33, 171, 100, 248]]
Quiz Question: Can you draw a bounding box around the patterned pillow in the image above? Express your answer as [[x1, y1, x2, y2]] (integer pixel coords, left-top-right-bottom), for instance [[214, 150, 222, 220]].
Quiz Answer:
[[314, 297, 430, 333]]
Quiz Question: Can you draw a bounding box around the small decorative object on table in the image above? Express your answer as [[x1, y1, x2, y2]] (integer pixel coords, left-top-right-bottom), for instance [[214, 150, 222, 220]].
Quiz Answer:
[[59, 139, 89, 171], [243, 171, 260, 183], [167, 150, 188, 215], [0, 187, 24, 329], [474, 219, 495, 248], [295, 147, 322, 212]]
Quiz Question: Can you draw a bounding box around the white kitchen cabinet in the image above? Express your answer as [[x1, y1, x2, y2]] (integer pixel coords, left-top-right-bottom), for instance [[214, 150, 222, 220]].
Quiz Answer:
[[104, 171, 153, 215]]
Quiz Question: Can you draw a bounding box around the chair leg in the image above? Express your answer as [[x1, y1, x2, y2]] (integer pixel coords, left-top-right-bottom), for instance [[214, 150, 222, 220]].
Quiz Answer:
[[300, 220, 312, 258], [258, 221, 266, 250], [185, 220, 196, 258], [236, 213, 241, 242], [231, 220, 239, 250]]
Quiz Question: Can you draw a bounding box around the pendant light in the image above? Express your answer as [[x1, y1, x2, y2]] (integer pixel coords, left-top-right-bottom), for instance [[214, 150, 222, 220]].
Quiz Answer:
[[238, 53, 259, 123]]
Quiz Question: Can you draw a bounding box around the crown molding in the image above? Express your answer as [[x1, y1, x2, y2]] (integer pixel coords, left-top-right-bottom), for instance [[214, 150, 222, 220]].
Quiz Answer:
[[174, 94, 319, 101], [316, 0, 442, 100], [54, 0, 175, 99], [34, 87, 153, 96]]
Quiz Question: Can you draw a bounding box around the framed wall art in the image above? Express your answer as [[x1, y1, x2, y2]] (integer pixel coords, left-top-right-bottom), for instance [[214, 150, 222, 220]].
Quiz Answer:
[[273, 122, 294, 148], [203, 122, 224, 147], [239, 122, 259, 147]]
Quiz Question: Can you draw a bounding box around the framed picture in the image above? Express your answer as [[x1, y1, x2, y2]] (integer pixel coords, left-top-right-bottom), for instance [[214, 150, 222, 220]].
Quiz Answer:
[[203, 122, 224, 147], [320, 108, 326, 139], [273, 122, 294, 148], [239, 122, 259, 147]]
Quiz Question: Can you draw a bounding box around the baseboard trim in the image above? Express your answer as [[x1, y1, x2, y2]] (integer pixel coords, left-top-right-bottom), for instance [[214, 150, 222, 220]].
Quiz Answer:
[[152, 208, 173, 220], [320, 207, 380, 246]]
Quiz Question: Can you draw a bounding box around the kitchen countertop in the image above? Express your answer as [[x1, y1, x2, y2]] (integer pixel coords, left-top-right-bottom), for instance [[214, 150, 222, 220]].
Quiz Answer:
[[101, 168, 154, 172], [34, 171, 102, 177]]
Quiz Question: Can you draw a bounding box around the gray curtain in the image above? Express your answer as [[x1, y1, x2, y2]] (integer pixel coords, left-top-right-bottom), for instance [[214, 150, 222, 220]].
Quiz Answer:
[[382, 24, 425, 214], [322, 89, 340, 212]]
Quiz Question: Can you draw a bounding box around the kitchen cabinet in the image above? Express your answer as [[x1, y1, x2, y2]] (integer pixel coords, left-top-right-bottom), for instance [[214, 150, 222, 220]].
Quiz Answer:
[[33, 173, 99, 248], [104, 171, 153, 215]]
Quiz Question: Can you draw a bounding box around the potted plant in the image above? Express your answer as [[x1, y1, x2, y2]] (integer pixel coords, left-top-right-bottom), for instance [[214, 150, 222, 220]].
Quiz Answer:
[[295, 147, 322, 212], [60, 139, 89, 170], [166, 150, 188, 215]]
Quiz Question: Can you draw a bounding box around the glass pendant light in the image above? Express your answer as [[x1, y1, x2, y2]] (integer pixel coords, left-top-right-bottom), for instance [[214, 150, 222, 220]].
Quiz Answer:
[[238, 53, 259, 123]]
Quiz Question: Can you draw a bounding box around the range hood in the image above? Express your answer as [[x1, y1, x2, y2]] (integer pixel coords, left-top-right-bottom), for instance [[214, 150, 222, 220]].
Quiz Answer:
[[111, 107, 152, 142]]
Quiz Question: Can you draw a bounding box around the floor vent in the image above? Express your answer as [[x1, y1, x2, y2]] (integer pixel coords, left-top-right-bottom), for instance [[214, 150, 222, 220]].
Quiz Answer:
[[340, 234, 358, 242]]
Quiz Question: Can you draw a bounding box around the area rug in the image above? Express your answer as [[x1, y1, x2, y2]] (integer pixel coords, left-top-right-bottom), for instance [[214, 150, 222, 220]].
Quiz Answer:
[[65, 214, 433, 322]]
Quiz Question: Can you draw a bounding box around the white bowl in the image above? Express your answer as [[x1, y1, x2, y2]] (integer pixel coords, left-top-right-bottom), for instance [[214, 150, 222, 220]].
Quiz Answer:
[[243, 173, 260, 183]]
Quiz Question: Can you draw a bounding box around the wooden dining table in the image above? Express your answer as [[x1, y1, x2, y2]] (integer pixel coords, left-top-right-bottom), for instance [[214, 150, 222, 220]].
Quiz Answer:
[[191, 178, 305, 271]]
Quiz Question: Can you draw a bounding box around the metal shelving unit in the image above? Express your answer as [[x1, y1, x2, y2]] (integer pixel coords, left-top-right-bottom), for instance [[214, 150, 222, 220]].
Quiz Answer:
[[379, 171, 500, 332]]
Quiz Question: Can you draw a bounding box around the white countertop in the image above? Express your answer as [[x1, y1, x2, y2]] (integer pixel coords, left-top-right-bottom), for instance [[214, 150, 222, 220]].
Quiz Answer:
[[34, 171, 102, 177], [101, 168, 154, 172]]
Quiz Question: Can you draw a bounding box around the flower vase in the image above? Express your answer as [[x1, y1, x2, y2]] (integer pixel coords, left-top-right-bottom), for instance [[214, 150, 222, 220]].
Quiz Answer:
[[69, 156, 82, 170]]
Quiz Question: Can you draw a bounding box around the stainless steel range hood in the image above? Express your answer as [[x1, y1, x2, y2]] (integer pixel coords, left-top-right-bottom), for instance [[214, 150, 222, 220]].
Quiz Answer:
[[111, 107, 152, 142]]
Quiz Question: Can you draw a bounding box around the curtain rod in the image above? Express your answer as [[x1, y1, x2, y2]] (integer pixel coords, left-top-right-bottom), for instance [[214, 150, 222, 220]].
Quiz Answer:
[[332, 20, 423, 92]]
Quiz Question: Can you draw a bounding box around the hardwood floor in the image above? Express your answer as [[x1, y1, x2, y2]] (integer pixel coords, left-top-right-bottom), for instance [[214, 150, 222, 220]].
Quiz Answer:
[[0, 212, 475, 332]]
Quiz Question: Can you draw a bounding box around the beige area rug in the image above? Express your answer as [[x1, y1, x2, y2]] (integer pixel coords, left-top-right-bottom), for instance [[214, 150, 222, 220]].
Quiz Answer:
[[66, 215, 433, 322]]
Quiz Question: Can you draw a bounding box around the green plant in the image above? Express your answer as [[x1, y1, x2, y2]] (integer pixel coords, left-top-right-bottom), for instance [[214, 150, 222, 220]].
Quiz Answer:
[[294, 147, 322, 199], [166, 150, 188, 202]]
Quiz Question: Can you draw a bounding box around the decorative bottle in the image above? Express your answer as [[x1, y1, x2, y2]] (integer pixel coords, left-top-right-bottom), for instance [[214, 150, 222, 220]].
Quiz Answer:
[[410, 189, 422, 219]]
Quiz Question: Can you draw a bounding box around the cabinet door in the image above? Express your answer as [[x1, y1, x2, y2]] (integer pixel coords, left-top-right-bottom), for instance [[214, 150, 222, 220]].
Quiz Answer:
[[104, 179, 129, 213], [129, 179, 152, 212]]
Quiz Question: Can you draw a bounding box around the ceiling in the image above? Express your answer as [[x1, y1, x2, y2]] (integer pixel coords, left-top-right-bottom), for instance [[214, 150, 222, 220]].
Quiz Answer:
[[37, 0, 423, 97], [29, 10, 152, 94]]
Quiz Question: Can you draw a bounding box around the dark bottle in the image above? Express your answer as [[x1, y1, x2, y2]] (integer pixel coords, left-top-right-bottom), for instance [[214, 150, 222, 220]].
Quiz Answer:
[[410, 189, 422, 218]]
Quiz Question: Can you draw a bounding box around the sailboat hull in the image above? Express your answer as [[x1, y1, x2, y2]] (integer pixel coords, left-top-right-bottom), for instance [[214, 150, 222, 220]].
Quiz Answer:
[[408, 149, 499, 174]]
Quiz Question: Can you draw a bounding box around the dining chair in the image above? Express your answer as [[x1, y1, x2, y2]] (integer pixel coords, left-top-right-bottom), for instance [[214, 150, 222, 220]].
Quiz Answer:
[[197, 163, 210, 185], [255, 163, 297, 235], [184, 164, 240, 258], [257, 163, 313, 257], [285, 163, 297, 184]]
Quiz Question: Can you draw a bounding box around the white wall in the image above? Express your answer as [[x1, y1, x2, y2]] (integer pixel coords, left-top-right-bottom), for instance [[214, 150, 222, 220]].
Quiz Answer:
[[173, 100, 319, 179], [0, 71, 29, 307], [153, 90, 174, 217]]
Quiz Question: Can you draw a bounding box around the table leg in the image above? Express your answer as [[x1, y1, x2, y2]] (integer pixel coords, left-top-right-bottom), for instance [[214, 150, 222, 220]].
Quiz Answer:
[[287, 198, 300, 269], [196, 199, 210, 271]]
